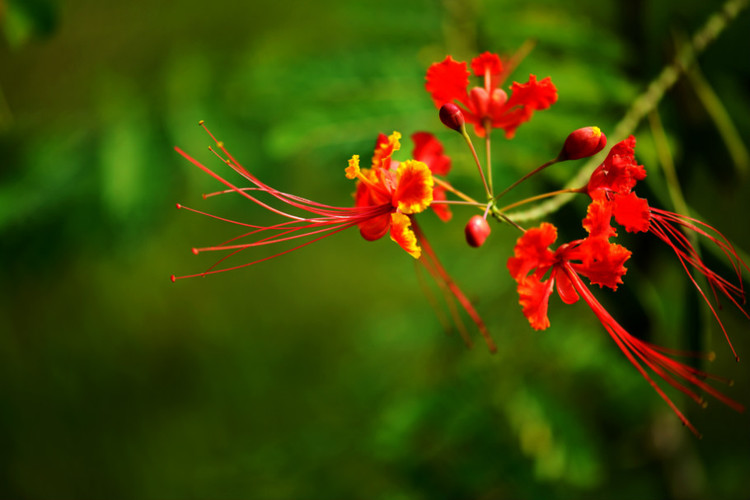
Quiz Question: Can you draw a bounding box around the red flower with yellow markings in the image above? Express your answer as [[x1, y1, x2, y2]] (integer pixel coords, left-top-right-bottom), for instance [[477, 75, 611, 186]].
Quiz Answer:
[[349, 132, 434, 258], [425, 51, 557, 138], [171, 125, 434, 280]]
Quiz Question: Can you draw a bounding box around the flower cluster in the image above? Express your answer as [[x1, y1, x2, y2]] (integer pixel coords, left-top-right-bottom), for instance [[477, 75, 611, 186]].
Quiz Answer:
[[173, 49, 747, 436]]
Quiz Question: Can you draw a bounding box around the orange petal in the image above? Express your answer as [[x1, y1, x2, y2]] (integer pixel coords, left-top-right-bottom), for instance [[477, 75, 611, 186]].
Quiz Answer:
[[389, 212, 421, 258], [393, 160, 433, 214]]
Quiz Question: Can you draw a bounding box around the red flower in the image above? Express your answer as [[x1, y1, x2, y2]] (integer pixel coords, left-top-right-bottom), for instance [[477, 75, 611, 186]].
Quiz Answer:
[[585, 136, 750, 359], [425, 51, 557, 138], [507, 204, 631, 330], [507, 222, 743, 436], [172, 127, 433, 280]]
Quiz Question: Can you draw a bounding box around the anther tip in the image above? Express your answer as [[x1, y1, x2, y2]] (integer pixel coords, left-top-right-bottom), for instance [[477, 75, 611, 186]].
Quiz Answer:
[[170, 275, 176, 283], [175, 203, 182, 209], [202, 193, 207, 200], [707, 351, 716, 362], [735, 355, 741, 363], [191, 248, 199, 255], [198, 120, 205, 126]]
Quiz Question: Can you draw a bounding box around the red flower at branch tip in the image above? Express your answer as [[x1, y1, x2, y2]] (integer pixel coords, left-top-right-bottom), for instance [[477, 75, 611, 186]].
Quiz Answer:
[[425, 51, 558, 138], [507, 222, 744, 437], [171, 125, 434, 281], [586, 136, 750, 360]]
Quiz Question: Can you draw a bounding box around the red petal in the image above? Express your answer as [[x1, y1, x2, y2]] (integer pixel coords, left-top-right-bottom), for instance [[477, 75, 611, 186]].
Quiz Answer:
[[430, 186, 452, 222], [587, 136, 646, 196], [517, 276, 554, 330], [471, 52, 503, 76], [492, 75, 558, 138], [506, 75, 558, 110], [359, 213, 390, 241], [411, 132, 451, 176], [507, 223, 558, 280], [425, 56, 470, 108], [582, 199, 617, 239], [555, 269, 580, 304], [575, 238, 631, 290], [613, 192, 651, 233]]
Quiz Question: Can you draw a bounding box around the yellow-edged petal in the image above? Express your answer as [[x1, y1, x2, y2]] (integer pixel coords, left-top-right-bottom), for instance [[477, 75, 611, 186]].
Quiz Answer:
[[372, 131, 402, 170], [389, 212, 421, 259], [345, 154, 360, 179], [393, 159, 434, 214]]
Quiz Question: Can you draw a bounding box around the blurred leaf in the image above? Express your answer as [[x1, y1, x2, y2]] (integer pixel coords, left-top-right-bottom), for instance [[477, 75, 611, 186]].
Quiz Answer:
[[1, 0, 58, 48]]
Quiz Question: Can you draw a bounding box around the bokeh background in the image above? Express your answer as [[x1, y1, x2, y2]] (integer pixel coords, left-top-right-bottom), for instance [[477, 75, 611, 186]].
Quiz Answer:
[[2, 0, 750, 498]]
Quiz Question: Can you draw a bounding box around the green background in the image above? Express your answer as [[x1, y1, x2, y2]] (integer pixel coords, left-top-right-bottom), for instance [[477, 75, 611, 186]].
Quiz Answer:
[[1, 0, 749, 498]]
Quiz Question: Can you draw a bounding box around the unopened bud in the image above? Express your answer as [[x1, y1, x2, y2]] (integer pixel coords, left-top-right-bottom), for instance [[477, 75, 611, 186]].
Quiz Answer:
[[439, 103, 466, 133], [465, 215, 491, 248], [559, 126, 607, 161]]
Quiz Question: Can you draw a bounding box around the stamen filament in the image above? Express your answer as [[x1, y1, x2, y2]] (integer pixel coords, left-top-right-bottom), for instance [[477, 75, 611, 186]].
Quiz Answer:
[[460, 128, 492, 200], [494, 158, 559, 201], [498, 188, 585, 213]]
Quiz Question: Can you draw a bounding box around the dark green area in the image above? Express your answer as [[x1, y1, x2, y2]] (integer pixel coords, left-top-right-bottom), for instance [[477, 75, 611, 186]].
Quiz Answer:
[[1, 0, 749, 498]]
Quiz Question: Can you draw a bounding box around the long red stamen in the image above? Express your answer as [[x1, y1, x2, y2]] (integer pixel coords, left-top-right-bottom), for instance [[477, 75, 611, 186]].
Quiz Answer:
[[413, 221, 497, 353], [173, 124, 397, 281], [649, 210, 750, 360], [417, 250, 474, 349], [562, 262, 744, 437]]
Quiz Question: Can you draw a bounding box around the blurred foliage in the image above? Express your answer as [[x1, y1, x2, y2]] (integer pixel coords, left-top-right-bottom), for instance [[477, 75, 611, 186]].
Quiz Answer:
[[1, 0, 749, 498]]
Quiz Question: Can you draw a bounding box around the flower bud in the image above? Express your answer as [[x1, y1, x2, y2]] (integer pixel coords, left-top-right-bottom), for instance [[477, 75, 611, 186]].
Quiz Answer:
[[439, 103, 466, 133], [465, 215, 491, 248], [559, 126, 607, 161]]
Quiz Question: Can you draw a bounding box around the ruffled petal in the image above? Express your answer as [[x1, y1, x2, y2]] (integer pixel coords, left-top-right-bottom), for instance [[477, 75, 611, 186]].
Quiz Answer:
[[425, 56, 470, 108], [492, 75, 558, 138], [371, 131, 401, 170], [587, 136, 645, 196], [517, 275, 554, 330], [507, 222, 558, 280], [574, 237, 631, 290], [389, 212, 421, 258], [582, 199, 617, 240], [470, 52, 503, 76], [613, 192, 651, 233], [393, 160, 434, 214]]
